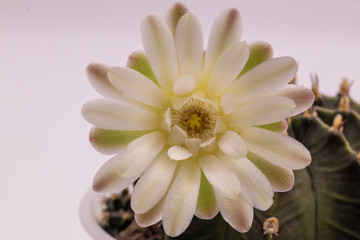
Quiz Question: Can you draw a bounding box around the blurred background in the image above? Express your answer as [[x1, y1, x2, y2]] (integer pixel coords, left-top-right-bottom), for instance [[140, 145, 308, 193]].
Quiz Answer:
[[1, 0, 359, 239]]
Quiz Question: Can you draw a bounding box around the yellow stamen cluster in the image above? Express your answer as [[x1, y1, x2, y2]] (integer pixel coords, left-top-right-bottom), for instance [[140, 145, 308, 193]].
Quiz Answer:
[[187, 114, 202, 129]]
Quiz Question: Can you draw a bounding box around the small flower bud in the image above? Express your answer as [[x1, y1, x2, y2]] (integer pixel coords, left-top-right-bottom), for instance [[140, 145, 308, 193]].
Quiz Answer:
[[263, 217, 279, 239]]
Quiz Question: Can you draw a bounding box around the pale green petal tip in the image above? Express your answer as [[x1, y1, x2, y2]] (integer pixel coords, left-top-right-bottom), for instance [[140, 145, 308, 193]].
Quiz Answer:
[[90, 127, 150, 154], [166, 2, 189, 36], [126, 50, 158, 85], [196, 172, 217, 219], [256, 121, 288, 133], [238, 41, 274, 77]]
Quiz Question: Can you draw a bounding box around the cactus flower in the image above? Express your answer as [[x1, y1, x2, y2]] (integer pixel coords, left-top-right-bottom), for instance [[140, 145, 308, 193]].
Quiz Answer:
[[81, 3, 314, 237]]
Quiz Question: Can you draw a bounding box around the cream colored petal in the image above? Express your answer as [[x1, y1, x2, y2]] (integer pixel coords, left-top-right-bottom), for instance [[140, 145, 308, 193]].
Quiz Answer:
[[274, 84, 315, 116], [131, 151, 177, 214], [199, 137, 216, 152], [175, 13, 203, 81], [81, 98, 160, 130], [220, 93, 238, 114], [167, 125, 188, 145], [198, 155, 241, 199], [185, 138, 202, 156], [241, 127, 311, 170], [226, 96, 295, 127], [171, 96, 189, 110], [203, 8, 242, 78], [218, 131, 247, 159], [92, 149, 140, 193], [227, 57, 298, 103], [207, 42, 249, 97], [86, 63, 123, 99], [238, 41, 274, 77], [165, 2, 189, 37], [167, 145, 193, 161], [89, 127, 150, 155], [108, 67, 168, 108], [162, 161, 201, 237], [126, 50, 158, 85], [226, 157, 274, 211], [135, 197, 165, 227], [141, 14, 179, 91], [172, 74, 196, 96], [214, 119, 228, 134], [196, 172, 218, 220], [161, 107, 172, 131], [118, 131, 166, 178], [215, 191, 253, 233], [247, 151, 294, 192]]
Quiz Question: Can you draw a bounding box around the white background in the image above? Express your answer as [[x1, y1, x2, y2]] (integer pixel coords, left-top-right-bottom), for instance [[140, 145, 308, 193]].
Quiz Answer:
[[1, 0, 359, 239]]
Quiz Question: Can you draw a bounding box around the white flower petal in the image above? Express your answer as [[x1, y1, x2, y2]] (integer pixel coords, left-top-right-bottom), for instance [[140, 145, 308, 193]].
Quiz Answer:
[[135, 197, 165, 227], [118, 131, 165, 178], [89, 127, 150, 155], [220, 93, 238, 114], [161, 107, 172, 131], [126, 50, 158, 84], [175, 12, 204, 81], [227, 57, 298, 103], [86, 63, 123, 99], [92, 149, 140, 193], [81, 98, 160, 130], [238, 41, 274, 76], [198, 155, 241, 199], [168, 145, 193, 160], [226, 157, 274, 210], [163, 161, 201, 237], [247, 151, 294, 192], [226, 96, 295, 127], [185, 138, 202, 156], [131, 151, 177, 214], [275, 84, 315, 116], [215, 191, 253, 233], [214, 119, 228, 134], [203, 8, 242, 78], [171, 96, 189, 110], [191, 90, 206, 100], [173, 74, 196, 96], [241, 127, 311, 170], [207, 42, 249, 97], [108, 67, 168, 108], [165, 2, 189, 36], [199, 137, 216, 152], [167, 125, 188, 145], [218, 131, 247, 159], [141, 14, 179, 91]]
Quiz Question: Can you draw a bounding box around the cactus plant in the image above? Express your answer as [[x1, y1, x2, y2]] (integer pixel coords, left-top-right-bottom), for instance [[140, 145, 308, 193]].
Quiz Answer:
[[99, 189, 165, 240], [82, 3, 360, 239], [97, 78, 360, 240]]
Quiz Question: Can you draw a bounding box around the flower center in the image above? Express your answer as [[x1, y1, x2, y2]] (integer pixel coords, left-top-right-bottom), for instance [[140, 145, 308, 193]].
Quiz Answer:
[[171, 98, 217, 141]]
